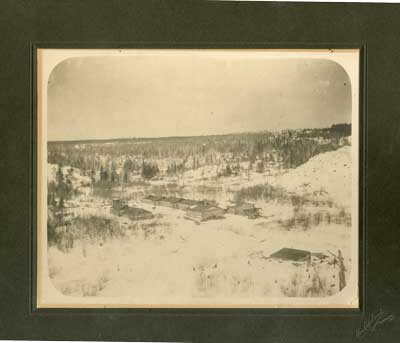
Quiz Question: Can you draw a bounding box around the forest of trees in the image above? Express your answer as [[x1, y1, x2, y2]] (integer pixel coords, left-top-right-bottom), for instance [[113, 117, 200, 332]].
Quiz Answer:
[[47, 165, 75, 209], [47, 124, 351, 184]]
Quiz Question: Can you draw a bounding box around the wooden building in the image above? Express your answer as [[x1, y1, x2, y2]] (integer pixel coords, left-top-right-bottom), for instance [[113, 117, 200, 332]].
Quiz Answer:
[[226, 202, 260, 219], [111, 198, 128, 215], [186, 205, 224, 222], [111, 198, 153, 220]]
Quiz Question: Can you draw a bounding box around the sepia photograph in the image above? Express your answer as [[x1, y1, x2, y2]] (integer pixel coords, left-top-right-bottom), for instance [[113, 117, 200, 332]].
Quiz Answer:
[[37, 49, 359, 308]]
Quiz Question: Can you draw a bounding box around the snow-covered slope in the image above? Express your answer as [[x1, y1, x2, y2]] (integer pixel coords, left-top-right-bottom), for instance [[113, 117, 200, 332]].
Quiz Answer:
[[277, 146, 352, 208]]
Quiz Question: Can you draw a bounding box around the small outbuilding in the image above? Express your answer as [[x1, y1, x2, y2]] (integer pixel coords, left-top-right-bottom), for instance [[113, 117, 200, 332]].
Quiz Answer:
[[112, 198, 128, 210], [111, 198, 128, 215]]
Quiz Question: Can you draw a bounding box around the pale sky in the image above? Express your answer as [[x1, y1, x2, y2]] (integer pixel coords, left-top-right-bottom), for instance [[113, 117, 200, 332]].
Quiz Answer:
[[47, 54, 351, 141]]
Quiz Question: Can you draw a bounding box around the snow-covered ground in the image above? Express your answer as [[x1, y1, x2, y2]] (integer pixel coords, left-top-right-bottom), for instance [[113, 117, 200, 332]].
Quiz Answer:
[[49, 206, 350, 301], [277, 146, 352, 208], [47, 146, 354, 303]]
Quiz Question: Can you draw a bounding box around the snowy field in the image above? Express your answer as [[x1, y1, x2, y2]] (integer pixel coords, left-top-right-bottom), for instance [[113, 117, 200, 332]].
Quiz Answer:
[[47, 146, 354, 303]]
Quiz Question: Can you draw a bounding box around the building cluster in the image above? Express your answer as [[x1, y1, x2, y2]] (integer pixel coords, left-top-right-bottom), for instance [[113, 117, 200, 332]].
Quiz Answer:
[[110, 194, 261, 223], [143, 195, 260, 222]]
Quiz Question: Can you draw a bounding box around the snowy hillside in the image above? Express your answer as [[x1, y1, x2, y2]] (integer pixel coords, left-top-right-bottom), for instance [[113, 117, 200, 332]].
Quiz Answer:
[[277, 146, 352, 208]]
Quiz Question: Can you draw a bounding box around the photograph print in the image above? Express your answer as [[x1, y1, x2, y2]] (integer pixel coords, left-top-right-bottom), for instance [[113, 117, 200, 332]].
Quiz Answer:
[[37, 49, 359, 308]]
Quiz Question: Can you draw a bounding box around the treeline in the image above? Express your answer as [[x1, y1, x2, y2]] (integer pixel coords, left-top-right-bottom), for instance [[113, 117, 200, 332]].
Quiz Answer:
[[87, 161, 161, 194], [48, 124, 351, 178]]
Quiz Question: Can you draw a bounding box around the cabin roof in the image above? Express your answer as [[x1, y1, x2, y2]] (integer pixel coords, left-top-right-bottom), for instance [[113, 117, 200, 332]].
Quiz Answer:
[[269, 248, 311, 261]]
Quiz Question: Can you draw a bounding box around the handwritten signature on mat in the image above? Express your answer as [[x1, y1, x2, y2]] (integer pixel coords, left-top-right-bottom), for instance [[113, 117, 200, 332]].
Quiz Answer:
[[356, 309, 394, 339]]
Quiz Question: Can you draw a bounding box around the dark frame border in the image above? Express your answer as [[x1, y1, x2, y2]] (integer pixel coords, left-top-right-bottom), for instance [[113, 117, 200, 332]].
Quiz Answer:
[[30, 41, 366, 318], [4, 1, 400, 341]]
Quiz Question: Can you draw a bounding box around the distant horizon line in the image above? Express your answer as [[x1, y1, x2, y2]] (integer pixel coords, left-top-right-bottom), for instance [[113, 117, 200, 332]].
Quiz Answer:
[[48, 122, 351, 144]]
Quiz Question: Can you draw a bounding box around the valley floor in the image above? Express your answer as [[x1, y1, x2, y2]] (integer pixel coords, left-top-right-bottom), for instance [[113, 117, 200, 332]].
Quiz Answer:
[[47, 146, 355, 304]]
